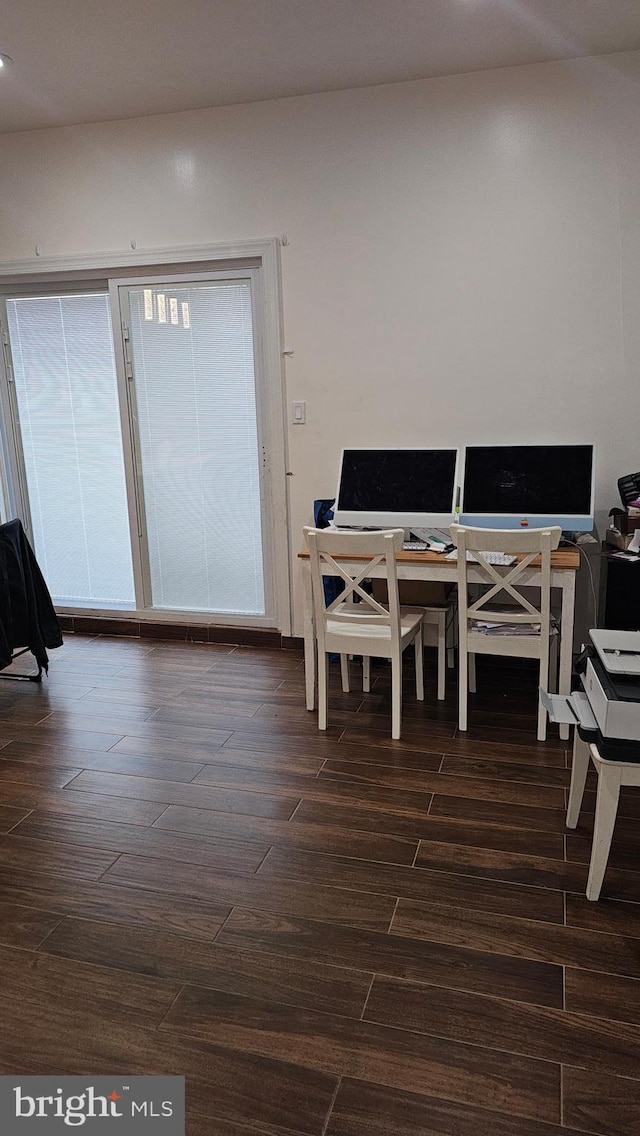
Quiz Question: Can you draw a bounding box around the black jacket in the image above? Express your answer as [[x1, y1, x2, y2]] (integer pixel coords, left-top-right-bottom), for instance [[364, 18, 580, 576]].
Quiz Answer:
[[0, 518, 63, 672]]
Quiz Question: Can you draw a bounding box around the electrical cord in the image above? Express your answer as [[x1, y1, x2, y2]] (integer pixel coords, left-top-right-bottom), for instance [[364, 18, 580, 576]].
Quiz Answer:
[[562, 538, 598, 625]]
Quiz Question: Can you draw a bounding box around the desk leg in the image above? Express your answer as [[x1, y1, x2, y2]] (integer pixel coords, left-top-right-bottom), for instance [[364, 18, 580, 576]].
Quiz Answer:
[[302, 563, 316, 711], [558, 572, 576, 742]]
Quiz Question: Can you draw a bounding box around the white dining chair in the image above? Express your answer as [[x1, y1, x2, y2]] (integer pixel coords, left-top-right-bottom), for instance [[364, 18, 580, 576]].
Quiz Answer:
[[451, 524, 561, 741], [303, 526, 424, 739]]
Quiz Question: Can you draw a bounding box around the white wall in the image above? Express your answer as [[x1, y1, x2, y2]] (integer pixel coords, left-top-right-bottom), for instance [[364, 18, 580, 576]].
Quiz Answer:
[[0, 52, 638, 633]]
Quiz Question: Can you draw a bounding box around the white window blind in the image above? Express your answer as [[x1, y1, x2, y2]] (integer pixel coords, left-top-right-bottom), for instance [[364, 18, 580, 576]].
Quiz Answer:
[[6, 294, 135, 607], [127, 280, 265, 615]]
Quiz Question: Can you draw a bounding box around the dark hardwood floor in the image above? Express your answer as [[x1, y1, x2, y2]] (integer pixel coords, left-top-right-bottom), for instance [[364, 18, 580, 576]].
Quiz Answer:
[[0, 634, 639, 1135]]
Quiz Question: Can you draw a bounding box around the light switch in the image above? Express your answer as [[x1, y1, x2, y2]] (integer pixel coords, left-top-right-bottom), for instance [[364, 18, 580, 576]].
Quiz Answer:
[[292, 401, 306, 424]]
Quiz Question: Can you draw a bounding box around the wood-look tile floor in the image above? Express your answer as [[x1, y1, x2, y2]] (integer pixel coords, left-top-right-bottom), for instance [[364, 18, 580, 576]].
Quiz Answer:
[[0, 635, 639, 1135]]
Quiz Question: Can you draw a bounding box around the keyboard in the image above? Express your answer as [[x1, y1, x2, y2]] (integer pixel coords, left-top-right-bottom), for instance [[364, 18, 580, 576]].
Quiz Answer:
[[411, 527, 453, 545], [445, 550, 516, 566], [402, 540, 429, 551]]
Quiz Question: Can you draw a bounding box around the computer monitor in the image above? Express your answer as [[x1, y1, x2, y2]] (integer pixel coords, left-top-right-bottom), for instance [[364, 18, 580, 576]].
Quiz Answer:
[[333, 447, 460, 528], [460, 444, 595, 530]]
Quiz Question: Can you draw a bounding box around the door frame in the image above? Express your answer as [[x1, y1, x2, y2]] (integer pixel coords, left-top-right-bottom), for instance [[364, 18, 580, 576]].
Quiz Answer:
[[0, 239, 292, 635]]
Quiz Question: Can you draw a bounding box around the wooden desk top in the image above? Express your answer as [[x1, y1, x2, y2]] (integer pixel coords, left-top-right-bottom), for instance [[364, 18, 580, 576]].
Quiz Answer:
[[298, 548, 580, 569]]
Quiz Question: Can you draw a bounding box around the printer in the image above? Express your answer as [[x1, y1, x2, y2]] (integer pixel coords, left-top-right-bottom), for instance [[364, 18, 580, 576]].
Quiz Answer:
[[541, 629, 640, 759]]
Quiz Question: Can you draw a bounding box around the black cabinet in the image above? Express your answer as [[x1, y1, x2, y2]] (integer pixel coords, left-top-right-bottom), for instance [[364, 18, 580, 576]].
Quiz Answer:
[[599, 546, 640, 630]]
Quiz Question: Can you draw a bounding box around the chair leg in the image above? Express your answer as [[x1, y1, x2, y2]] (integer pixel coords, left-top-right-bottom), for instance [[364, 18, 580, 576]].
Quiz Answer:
[[362, 656, 371, 693], [317, 651, 328, 731], [340, 654, 350, 693], [566, 731, 590, 829], [391, 652, 403, 740], [415, 629, 424, 702], [536, 703, 547, 743], [537, 650, 550, 743], [437, 614, 446, 701], [458, 643, 468, 732], [468, 653, 476, 694], [586, 763, 621, 901]]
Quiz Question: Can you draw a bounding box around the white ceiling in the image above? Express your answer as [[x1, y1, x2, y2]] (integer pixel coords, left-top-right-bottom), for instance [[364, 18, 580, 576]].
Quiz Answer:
[[0, 0, 638, 134]]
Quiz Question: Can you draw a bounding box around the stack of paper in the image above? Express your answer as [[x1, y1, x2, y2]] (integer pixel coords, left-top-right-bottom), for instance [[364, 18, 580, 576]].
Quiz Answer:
[[471, 620, 541, 636]]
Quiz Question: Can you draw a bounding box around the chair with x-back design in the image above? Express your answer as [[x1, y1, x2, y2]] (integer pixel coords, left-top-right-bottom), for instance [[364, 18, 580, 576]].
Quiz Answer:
[[303, 527, 424, 739], [451, 524, 562, 741]]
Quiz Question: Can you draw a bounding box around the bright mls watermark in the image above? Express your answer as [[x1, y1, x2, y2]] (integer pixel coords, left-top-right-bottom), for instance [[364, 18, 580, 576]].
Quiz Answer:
[[0, 1076, 184, 1132]]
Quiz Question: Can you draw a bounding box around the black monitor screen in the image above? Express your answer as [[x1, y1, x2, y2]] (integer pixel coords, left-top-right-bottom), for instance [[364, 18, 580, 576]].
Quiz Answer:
[[463, 445, 594, 515], [338, 449, 457, 513]]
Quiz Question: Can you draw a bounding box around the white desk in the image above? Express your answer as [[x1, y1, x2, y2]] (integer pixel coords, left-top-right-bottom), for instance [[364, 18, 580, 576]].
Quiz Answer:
[[299, 547, 580, 741]]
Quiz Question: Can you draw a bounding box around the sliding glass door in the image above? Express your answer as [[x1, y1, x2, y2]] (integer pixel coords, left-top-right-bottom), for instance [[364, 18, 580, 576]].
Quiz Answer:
[[0, 269, 273, 623], [121, 278, 265, 615]]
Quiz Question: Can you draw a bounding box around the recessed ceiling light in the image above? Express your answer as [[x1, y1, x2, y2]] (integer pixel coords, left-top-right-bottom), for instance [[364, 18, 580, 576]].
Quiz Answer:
[[0, 54, 13, 70]]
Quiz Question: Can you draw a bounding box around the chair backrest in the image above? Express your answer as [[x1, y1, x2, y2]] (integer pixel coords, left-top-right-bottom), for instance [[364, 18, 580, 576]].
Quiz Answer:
[[450, 524, 561, 628], [303, 527, 404, 648]]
